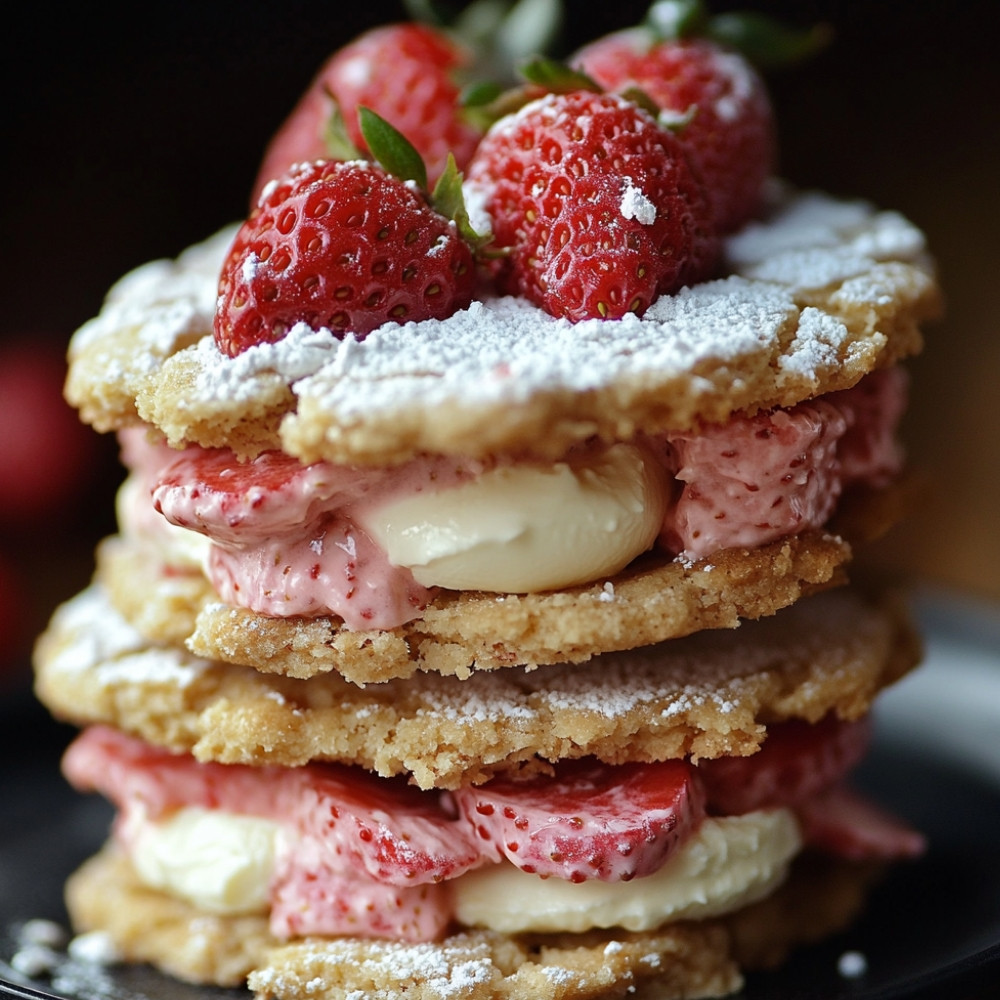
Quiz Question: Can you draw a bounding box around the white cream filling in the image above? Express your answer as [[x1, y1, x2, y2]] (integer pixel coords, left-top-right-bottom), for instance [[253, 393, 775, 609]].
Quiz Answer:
[[360, 442, 668, 592], [125, 805, 279, 915], [452, 809, 802, 933], [126, 805, 800, 933]]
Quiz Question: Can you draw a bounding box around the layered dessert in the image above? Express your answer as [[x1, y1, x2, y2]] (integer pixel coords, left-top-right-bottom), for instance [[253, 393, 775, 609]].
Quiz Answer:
[[34, 3, 940, 998]]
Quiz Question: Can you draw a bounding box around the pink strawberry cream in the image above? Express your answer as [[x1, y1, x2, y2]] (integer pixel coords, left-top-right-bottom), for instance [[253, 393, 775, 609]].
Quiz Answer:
[[119, 367, 906, 630], [62, 723, 924, 943], [144, 443, 486, 629]]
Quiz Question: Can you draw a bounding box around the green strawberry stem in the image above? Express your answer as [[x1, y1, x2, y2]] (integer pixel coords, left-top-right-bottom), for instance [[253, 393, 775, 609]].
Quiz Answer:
[[404, 0, 564, 83]]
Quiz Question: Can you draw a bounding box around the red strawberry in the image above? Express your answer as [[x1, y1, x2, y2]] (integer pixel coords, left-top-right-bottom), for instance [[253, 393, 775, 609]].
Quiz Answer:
[[270, 848, 452, 941], [64, 727, 483, 887], [215, 157, 476, 357], [466, 88, 718, 322], [252, 23, 482, 203], [829, 367, 908, 488], [662, 398, 849, 558], [797, 785, 926, 861], [152, 447, 342, 546], [698, 715, 872, 816], [572, 26, 775, 232], [0, 340, 97, 523], [284, 767, 483, 887], [452, 757, 705, 883]]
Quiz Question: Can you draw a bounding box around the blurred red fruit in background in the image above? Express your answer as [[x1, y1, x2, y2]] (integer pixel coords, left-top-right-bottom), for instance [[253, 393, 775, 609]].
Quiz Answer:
[[0, 339, 97, 523], [0, 551, 22, 651]]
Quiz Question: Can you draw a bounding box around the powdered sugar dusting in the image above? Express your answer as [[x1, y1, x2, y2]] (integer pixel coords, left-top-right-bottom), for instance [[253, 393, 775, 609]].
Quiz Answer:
[[620, 178, 657, 224], [293, 277, 799, 422], [45, 585, 209, 687], [249, 937, 498, 999], [188, 322, 343, 401], [68, 189, 931, 453]]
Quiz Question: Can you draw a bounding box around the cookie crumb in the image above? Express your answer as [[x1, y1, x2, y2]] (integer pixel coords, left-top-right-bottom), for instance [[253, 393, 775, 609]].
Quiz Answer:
[[10, 944, 61, 979], [18, 919, 67, 948], [67, 930, 122, 966]]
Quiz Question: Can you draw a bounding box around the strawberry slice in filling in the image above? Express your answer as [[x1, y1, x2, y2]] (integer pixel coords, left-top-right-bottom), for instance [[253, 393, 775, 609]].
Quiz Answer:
[[62, 713, 922, 943], [451, 758, 705, 883], [150, 447, 479, 629]]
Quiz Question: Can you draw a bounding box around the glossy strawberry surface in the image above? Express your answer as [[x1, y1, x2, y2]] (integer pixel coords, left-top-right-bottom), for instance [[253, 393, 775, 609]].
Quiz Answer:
[[453, 757, 706, 883], [466, 90, 718, 322], [252, 23, 481, 203], [215, 160, 476, 356], [572, 31, 776, 231]]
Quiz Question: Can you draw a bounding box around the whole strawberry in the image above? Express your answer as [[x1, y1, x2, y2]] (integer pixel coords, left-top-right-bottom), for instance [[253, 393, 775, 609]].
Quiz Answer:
[[466, 86, 718, 322], [215, 139, 477, 357], [571, 2, 776, 232], [252, 22, 482, 204]]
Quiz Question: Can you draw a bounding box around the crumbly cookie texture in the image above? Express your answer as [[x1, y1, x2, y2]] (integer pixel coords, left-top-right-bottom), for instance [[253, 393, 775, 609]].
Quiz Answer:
[[65, 188, 940, 465], [65, 844, 879, 999], [95, 529, 852, 683], [34, 584, 919, 790]]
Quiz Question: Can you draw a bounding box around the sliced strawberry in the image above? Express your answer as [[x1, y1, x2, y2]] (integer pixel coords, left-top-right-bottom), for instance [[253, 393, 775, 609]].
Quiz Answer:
[[63, 728, 482, 888], [452, 758, 705, 883], [270, 845, 452, 941], [698, 715, 872, 816], [151, 447, 344, 546], [797, 784, 927, 861], [663, 398, 848, 558], [62, 725, 278, 821], [285, 766, 482, 887]]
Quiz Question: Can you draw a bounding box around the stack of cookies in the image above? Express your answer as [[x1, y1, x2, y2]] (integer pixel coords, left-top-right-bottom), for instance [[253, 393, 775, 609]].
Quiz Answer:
[[33, 5, 942, 999]]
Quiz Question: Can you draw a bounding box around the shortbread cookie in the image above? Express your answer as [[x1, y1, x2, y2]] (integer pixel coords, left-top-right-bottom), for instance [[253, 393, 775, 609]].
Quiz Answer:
[[96, 528, 854, 682], [66, 188, 938, 467], [34, 584, 918, 789], [65, 843, 879, 998]]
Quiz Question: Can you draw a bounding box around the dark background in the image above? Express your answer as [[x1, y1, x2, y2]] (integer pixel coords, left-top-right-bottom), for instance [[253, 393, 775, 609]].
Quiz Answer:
[[1, 0, 999, 682]]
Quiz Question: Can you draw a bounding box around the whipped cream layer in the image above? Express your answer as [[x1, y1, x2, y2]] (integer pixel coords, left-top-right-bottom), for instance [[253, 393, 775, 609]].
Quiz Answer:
[[120, 366, 906, 630]]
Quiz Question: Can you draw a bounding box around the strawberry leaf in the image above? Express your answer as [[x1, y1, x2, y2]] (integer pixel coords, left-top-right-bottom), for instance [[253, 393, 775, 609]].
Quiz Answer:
[[431, 154, 494, 252], [640, 1, 830, 70], [322, 97, 364, 162], [358, 106, 428, 191], [461, 79, 506, 108], [645, 0, 708, 41], [518, 56, 601, 93], [707, 13, 832, 70]]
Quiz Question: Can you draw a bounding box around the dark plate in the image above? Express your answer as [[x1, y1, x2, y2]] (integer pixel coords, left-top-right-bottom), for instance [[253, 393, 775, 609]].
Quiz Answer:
[[2, 588, 999, 999]]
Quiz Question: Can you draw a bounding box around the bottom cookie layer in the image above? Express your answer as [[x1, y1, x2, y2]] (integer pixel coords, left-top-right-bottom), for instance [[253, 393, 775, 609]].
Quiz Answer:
[[65, 844, 882, 1000]]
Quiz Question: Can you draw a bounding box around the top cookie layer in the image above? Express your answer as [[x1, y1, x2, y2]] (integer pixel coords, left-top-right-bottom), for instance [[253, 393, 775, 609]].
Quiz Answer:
[[66, 186, 939, 465]]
